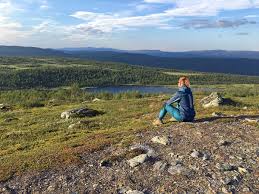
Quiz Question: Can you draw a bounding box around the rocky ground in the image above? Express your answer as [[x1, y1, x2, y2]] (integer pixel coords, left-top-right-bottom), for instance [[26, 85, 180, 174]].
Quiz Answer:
[[1, 116, 259, 194]]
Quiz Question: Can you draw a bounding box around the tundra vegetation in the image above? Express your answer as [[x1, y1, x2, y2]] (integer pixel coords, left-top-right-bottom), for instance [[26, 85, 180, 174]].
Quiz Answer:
[[0, 57, 258, 187]]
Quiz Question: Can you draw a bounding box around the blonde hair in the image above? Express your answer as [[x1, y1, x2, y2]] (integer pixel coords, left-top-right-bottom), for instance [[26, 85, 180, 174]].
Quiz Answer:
[[178, 76, 190, 88]]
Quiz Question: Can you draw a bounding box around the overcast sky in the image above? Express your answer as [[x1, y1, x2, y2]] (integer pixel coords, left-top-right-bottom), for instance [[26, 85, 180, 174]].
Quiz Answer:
[[0, 0, 259, 51]]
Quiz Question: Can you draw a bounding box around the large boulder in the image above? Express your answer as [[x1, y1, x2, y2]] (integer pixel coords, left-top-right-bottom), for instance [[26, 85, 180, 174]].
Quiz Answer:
[[200, 92, 224, 108], [61, 108, 101, 119]]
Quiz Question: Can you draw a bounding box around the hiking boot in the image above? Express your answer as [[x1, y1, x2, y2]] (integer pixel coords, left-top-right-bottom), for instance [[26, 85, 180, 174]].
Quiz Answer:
[[153, 119, 163, 126]]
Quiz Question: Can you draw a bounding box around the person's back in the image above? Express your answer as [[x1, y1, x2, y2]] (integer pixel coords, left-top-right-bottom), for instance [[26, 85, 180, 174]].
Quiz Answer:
[[176, 86, 195, 122], [153, 76, 196, 125]]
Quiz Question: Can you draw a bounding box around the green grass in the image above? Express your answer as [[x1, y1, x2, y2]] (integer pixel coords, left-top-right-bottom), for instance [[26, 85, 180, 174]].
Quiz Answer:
[[1, 87, 259, 181]]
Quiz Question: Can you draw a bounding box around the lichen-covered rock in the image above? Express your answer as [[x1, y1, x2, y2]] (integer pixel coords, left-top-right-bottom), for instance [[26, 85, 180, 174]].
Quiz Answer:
[[151, 136, 170, 145], [168, 164, 186, 175], [126, 190, 144, 194], [130, 144, 155, 157], [153, 161, 168, 172], [92, 98, 101, 102], [61, 108, 101, 119], [191, 150, 202, 158], [0, 104, 11, 111], [128, 154, 148, 167], [200, 92, 224, 108]]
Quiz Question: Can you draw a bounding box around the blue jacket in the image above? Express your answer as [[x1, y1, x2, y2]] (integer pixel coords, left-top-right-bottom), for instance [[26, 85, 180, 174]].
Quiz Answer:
[[166, 86, 196, 121]]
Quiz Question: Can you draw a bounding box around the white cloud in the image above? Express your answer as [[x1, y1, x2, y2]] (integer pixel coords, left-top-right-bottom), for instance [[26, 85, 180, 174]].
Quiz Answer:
[[69, 0, 259, 35], [39, 0, 50, 10], [245, 15, 259, 18], [144, 0, 173, 3], [0, 0, 27, 43]]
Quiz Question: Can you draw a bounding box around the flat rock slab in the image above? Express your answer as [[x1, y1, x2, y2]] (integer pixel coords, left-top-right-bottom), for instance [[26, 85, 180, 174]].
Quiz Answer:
[[153, 161, 168, 172], [61, 108, 101, 119], [126, 190, 144, 194], [151, 136, 170, 145], [128, 154, 148, 168]]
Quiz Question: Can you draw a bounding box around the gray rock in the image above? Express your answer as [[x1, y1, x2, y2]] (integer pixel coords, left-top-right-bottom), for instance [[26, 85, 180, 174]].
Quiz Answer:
[[218, 140, 231, 146], [128, 154, 148, 167], [256, 149, 259, 157], [191, 150, 202, 158], [126, 190, 144, 194], [168, 164, 185, 175], [200, 92, 224, 108], [153, 161, 168, 172], [244, 118, 259, 123], [61, 108, 101, 119], [68, 123, 77, 129], [0, 104, 11, 111], [151, 135, 170, 145], [130, 144, 155, 157], [202, 153, 210, 161], [100, 159, 113, 167], [221, 175, 241, 186], [217, 163, 237, 172], [4, 117, 18, 122], [92, 98, 101, 102]]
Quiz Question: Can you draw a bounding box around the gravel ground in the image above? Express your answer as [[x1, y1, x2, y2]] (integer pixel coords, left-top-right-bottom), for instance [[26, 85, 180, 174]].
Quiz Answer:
[[1, 118, 259, 194]]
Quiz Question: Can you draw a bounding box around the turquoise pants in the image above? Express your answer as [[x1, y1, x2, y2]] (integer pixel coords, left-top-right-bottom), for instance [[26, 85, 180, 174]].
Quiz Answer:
[[159, 104, 183, 121]]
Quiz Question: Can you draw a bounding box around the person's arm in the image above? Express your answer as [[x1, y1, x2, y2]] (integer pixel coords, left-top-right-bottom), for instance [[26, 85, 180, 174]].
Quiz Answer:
[[165, 92, 181, 105]]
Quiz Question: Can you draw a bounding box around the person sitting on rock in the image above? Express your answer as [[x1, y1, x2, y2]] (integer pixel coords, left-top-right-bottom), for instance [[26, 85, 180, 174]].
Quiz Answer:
[[153, 76, 196, 125]]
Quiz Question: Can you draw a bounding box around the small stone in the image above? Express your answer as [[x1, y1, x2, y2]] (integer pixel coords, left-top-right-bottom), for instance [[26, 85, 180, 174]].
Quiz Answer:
[[218, 140, 231, 146], [118, 187, 128, 194], [168, 164, 185, 175], [126, 190, 144, 194], [221, 175, 241, 186], [68, 123, 77, 129], [130, 144, 155, 157], [238, 167, 248, 174], [218, 164, 237, 172], [222, 187, 231, 194], [100, 159, 113, 167], [153, 161, 168, 172], [128, 154, 148, 167], [244, 118, 259, 123], [0, 104, 11, 111], [151, 136, 170, 145], [202, 153, 210, 161], [93, 184, 98, 189], [47, 185, 56, 192], [242, 187, 251, 192], [4, 118, 18, 122], [191, 150, 202, 158], [92, 98, 101, 102], [243, 106, 248, 110]]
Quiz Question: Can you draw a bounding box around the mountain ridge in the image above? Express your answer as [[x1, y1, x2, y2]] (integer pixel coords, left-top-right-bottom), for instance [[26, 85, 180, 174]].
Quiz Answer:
[[1, 45, 259, 76]]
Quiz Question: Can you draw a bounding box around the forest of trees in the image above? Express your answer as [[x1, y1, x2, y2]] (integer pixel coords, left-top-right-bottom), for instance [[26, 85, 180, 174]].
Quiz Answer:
[[1, 57, 259, 90]]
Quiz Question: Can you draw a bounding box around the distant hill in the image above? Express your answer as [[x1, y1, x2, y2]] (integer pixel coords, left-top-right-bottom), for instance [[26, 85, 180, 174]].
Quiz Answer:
[[60, 47, 124, 53], [0, 45, 68, 57], [67, 51, 259, 76], [1, 45, 259, 76], [131, 50, 259, 59], [61, 47, 259, 59]]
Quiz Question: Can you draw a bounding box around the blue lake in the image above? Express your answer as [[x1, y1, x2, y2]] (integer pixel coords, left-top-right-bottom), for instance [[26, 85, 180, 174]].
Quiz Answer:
[[85, 85, 215, 94]]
